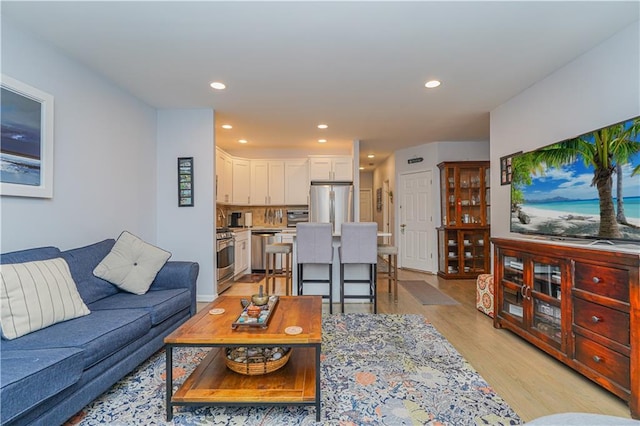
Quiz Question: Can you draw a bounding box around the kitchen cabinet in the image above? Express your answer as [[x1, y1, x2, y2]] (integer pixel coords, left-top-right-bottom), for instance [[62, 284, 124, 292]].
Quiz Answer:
[[285, 159, 309, 205], [215, 149, 233, 204], [233, 229, 251, 278], [309, 156, 352, 181], [493, 238, 639, 419], [232, 158, 251, 205], [251, 160, 285, 205], [437, 161, 490, 279]]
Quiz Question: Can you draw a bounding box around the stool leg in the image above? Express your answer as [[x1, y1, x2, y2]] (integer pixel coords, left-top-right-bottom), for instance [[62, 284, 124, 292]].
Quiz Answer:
[[340, 264, 345, 314], [285, 252, 291, 296], [372, 263, 377, 314], [392, 254, 398, 303], [298, 264, 303, 295], [329, 264, 333, 315], [273, 253, 278, 295], [387, 254, 392, 294], [264, 251, 269, 294], [265, 254, 276, 294]]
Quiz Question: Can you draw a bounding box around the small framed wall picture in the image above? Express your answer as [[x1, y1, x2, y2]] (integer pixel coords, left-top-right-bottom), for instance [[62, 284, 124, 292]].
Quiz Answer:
[[500, 152, 521, 186], [178, 157, 194, 207]]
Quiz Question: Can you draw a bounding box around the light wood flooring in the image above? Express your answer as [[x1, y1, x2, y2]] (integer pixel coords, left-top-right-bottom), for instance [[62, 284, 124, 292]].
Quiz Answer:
[[200, 267, 632, 422]]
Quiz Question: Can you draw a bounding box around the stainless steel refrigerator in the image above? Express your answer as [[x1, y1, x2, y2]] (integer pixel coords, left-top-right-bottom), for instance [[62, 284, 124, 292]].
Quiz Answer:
[[309, 181, 354, 233]]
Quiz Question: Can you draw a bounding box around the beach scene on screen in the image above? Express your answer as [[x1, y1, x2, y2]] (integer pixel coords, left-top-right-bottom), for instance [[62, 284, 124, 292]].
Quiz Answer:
[[511, 117, 640, 242]]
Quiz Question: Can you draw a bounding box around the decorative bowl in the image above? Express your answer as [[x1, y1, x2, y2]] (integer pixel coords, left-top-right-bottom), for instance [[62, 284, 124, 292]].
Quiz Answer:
[[252, 294, 269, 306]]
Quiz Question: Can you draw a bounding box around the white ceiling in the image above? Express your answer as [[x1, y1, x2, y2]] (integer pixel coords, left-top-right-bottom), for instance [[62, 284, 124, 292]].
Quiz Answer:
[[3, 1, 639, 169]]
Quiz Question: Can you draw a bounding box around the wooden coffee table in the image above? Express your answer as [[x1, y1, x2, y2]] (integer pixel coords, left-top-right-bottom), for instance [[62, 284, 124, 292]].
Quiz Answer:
[[164, 295, 322, 421]]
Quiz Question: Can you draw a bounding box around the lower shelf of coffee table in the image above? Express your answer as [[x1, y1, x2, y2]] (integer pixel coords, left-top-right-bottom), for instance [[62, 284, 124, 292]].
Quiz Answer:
[[172, 346, 317, 403]]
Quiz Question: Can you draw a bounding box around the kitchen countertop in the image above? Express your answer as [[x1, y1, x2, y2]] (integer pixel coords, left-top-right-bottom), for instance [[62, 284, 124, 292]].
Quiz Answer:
[[229, 226, 390, 237], [229, 227, 294, 233]]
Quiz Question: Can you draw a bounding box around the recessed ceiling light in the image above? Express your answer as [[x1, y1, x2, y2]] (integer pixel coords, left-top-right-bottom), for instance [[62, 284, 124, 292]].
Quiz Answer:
[[317, 124, 328, 129], [367, 154, 375, 158], [425, 80, 441, 89], [359, 167, 365, 170], [318, 139, 327, 143], [221, 124, 232, 129], [238, 139, 248, 144], [210, 81, 226, 90]]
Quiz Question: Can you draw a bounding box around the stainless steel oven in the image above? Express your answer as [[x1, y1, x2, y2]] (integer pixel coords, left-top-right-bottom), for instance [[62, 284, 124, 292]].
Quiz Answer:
[[216, 228, 235, 294]]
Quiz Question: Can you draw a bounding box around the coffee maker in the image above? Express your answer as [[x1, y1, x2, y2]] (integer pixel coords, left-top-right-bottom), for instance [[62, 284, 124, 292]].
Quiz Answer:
[[229, 211, 244, 227]]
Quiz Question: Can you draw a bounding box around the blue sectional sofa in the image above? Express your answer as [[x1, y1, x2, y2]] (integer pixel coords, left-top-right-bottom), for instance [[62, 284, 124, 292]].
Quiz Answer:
[[0, 239, 199, 426]]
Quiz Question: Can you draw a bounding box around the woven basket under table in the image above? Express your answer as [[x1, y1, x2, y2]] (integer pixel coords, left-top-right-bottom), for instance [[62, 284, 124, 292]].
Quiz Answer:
[[224, 347, 292, 376]]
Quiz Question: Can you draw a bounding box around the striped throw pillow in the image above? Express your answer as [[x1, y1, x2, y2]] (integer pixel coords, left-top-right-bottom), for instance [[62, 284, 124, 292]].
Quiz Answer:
[[0, 257, 90, 340]]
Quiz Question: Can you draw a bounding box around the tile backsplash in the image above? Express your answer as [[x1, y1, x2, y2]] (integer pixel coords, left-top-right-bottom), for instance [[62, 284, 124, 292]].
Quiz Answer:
[[216, 205, 307, 228]]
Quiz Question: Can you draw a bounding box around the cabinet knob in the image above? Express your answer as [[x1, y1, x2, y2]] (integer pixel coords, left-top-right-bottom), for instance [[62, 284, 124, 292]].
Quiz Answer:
[[592, 355, 602, 363], [591, 315, 601, 323], [592, 276, 601, 284]]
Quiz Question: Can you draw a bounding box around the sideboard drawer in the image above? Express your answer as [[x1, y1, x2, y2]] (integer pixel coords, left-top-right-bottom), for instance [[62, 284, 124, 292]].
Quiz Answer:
[[574, 262, 629, 302], [575, 335, 630, 390], [573, 298, 630, 345]]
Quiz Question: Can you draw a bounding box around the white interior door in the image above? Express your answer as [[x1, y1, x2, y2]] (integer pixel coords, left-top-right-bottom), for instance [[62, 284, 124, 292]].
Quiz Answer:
[[399, 170, 434, 272], [359, 189, 373, 222]]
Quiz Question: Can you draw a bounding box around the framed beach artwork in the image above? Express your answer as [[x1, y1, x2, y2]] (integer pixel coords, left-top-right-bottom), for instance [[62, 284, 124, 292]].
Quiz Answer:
[[1, 75, 54, 198]]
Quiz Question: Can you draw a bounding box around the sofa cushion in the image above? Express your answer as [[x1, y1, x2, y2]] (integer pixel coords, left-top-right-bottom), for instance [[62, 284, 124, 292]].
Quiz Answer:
[[93, 231, 171, 295], [1, 348, 84, 424], [0, 258, 91, 340], [61, 239, 119, 305], [1, 309, 151, 369], [0, 246, 61, 264], [88, 289, 191, 326]]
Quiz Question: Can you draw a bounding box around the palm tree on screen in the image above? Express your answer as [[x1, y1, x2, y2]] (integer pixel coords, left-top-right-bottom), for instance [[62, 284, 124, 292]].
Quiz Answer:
[[512, 118, 640, 239]]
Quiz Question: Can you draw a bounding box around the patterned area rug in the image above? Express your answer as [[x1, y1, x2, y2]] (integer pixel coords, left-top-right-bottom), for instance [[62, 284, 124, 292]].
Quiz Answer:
[[68, 314, 520, 425]]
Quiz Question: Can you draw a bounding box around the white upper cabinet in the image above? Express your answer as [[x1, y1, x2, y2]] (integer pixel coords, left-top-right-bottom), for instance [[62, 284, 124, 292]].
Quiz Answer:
[[251, 160, 285, 205], [309, 156, 353, 181], [232, 158, 251, 205], [215, 148, 233, 203], [285, 159, 309, 205]]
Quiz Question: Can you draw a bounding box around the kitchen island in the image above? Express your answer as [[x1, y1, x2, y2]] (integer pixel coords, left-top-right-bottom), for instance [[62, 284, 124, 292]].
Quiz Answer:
[[280, 230, 391, 304]]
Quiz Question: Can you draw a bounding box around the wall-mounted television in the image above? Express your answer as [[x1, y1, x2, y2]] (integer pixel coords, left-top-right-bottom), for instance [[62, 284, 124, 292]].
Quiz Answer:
[[510, 116, 640, 244]]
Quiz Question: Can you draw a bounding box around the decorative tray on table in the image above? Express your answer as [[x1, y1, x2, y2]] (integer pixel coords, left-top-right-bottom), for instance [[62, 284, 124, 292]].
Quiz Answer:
[[231, 295, 279, 329]]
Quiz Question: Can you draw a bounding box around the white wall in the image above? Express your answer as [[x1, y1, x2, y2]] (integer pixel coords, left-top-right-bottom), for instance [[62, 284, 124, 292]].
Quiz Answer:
[[156, 110, 215, 301], [392, 141, 490, 270], [395, 141, 490, 227], [1, 20, 158, 252], [490, 21, 640, 238]]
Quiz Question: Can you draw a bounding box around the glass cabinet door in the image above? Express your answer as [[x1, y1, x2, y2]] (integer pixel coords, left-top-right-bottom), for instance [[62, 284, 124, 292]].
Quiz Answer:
[[445, 229, 459, 274], [501, 254, 525, 323], [440, 165, 457, 226], [458, 166, 483, 226], [484, 167, 491, 225], [461, 230, 486, 274], [531, 261, 562, 347]]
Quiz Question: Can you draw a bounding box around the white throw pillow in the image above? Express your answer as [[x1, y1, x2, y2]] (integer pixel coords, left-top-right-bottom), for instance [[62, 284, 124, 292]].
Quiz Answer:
[[93, 231, 171, 295], [0, 258, 91, 340]]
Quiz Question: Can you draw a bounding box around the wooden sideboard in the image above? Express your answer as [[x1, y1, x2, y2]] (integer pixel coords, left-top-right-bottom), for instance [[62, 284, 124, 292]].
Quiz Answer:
[[492, 238, 639, 419]]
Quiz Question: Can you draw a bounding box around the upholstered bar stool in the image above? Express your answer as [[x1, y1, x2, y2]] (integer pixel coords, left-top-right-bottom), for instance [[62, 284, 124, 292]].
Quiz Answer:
[[377, 244, 398, 302], [339, 222, 378, 314], [296, 223, 334, 313], [265, 242, 293, 295]]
